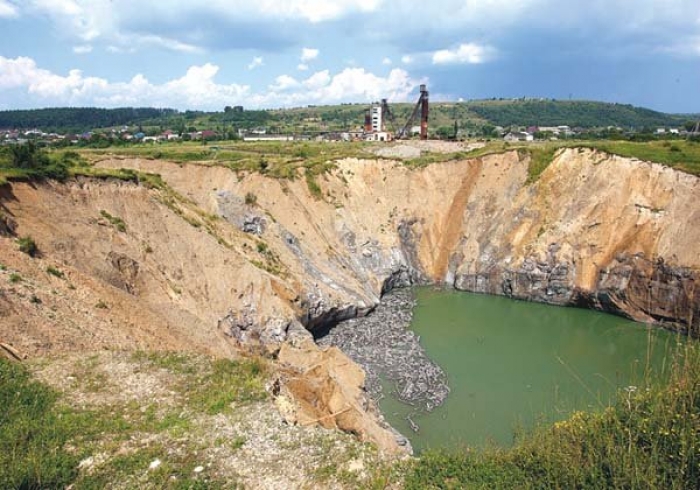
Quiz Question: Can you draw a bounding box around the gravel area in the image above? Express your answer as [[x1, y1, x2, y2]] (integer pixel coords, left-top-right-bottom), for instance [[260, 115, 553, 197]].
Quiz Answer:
[[317, 289, 449, 413]]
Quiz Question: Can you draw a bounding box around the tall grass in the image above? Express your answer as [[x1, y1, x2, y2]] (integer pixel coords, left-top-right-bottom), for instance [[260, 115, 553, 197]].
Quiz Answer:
[[405, 340, 700, 489]]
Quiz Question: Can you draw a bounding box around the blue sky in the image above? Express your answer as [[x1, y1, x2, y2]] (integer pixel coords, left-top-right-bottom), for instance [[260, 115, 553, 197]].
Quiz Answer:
[[0, 0, 699, 112]]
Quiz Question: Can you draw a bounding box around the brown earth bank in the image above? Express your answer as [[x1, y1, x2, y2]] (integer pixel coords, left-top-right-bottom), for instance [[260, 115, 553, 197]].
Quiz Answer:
[[1, 146, 699, 453]]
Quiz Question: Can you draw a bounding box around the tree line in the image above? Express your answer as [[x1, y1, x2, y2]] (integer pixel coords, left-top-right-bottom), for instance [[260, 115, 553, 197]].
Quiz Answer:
[[0, 107, 178, 133]]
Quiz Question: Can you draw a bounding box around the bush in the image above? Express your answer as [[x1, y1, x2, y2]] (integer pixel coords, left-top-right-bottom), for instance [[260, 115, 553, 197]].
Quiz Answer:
[[245, 192, 258, 206], [17, 236, 38, 257], [46, 266, 65, 279], [99, 210, 126, 233], [6, 142, 69, 181]]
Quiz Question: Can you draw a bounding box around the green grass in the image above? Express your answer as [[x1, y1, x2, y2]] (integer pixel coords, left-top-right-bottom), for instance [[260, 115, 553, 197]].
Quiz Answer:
[[522, 146, 560, 183], [99, 210, 127, 232], [0, 359, 80, 488], [81, 140, 374, 181], [579, 140, 700, 176], [4, 140, 700, 192], [46, 265, 65, 279], [17, 235, 38, 257], [189, 358, 268, 414], [405, 341, 700, 489], [0, 352, 269, 488]]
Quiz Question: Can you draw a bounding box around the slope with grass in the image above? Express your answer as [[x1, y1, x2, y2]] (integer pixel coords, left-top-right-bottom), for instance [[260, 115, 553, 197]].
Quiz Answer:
[[1, 351, 394, 489]]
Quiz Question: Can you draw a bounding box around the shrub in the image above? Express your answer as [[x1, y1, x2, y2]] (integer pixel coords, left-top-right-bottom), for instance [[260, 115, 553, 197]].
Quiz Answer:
[[305, 173, 323, 200], [17, 236, 38, 257], [46, 266, 65, 279], [245, 192, 258, 206], [99, 210, 127, 233]]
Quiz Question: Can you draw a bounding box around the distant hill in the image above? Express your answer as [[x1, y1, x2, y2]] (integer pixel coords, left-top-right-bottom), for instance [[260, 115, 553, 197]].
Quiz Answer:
[[0, 107, 178, 133], [460, 99, 688, 129], [0, 100, 694, 134]]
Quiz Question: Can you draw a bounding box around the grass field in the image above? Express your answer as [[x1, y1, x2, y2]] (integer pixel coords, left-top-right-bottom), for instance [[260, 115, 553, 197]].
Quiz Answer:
[[2, 139, 700, 186]]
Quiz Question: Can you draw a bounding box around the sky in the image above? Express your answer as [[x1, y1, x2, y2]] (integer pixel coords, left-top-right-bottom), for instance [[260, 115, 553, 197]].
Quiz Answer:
[[0, 0, 699, 113]]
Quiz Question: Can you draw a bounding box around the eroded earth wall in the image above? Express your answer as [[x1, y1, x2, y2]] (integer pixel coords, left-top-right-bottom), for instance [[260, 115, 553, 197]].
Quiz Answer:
[[2, 148, 698, 360]]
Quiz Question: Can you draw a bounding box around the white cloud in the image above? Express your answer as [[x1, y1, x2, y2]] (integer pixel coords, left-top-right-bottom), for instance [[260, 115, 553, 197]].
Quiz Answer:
[[269, 74, 299, 91], [24, 0, 383, 48], [31, 0, 82, 16], [303, 70, 331, 89], [301, 48, 319, 62], [250, 0, 381, 22], [0, 0, 19, 17], [297, 63, 309, 71], [432, 43, 496, 65], [72, 44, 93, 54], [656, 35, 700, 57], [19, 0, 700, 65], [382, 57, 392, 65], [134, 34, 202, 53], [0, 55, 423, 110], [401, 55, 413, 64], [0, 56, 249, 108], [106, 45, 132, 54], [248, 56, 264, 70]]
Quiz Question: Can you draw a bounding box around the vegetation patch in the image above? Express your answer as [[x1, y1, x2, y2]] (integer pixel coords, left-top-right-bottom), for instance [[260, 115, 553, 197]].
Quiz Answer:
[[523, 146, 560, 183], [46, 265, 65, 279], [17, 235, 38, 257], [0, 359, 80, 488], [99, 210, 127, 232], [0, 352, 276, 489], [188, 358, 268, 415], [244, 191, 257, 206]]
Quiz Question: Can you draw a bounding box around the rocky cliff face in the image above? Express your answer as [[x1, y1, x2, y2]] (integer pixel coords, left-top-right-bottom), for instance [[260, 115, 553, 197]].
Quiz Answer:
[[5, 147, 690, 348]]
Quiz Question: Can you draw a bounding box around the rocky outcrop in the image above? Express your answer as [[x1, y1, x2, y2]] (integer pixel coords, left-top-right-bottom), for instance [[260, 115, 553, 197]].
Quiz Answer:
[[0, 209, 16, 236], [581, 254, 700, 334], [274, 340, 410, 454], [454, 243, 574, 305]]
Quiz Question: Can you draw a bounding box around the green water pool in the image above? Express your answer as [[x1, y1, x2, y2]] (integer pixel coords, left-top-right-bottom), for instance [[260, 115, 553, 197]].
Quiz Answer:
[[379, 288, 680, 452]]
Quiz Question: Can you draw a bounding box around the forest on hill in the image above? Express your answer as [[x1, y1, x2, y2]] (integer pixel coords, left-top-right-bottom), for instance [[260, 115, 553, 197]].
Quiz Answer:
[[464, 99, 689, 129], [0, 108, 178, 133]]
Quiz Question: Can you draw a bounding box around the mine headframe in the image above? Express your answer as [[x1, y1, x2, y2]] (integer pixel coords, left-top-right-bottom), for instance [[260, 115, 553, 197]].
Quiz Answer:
[[393, 84, 429, 140]]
